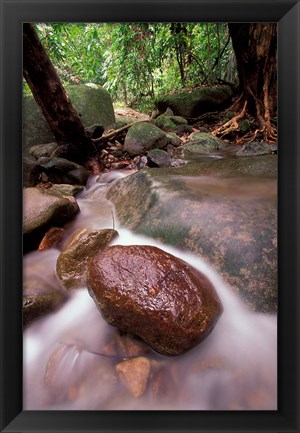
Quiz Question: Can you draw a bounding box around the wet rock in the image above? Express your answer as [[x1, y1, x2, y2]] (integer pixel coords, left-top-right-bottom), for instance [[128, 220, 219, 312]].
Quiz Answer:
[[115, 331, 149, 357], [23, 250, 68, 327], [151, 367, 176, 399], [147, 149, 171, 168], [23, 287, 67, 328], [39, 157, 90, 185], [116, 356, 151, 397], [87, 245, 223, 356], [45, 184, 84, 197], [155, 85, 234, 118], [56, 228, 118, 289], [124, 122, 168, 156], [236, 141, 271, 156], [106, 158, 277, 312], [38, 227, 65, 251], [23, 188, 80, 252]]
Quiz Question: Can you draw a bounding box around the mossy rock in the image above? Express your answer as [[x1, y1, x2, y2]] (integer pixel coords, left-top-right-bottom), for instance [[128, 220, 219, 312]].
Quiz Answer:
[[23, 83, 115, 149], [147, 149, 172, 167], [179, 133, 228, 156], [155, 85, 234, 118], [123, 122, 168, 156], [238, 119, 251, 133], [106, 157, 277, 313], [154, 115, 188, 133]]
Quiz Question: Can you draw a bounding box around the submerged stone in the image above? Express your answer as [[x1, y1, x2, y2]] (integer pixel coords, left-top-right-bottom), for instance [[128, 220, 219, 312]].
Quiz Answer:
[[87, 245, 223, 356]]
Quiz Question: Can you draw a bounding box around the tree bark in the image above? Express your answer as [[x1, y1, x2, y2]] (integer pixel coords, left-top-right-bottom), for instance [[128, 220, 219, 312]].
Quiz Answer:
[[23, 23, 96, 165], [228, 23, 277, 141]]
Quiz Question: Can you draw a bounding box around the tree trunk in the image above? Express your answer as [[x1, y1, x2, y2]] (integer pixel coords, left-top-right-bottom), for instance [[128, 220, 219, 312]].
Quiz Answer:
[[228, 23, 277, 141], [23, 23, 96, 166]]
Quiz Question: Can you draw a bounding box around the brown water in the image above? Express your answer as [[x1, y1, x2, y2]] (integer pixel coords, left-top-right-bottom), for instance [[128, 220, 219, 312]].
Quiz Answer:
[[23, 173, 277, 410]]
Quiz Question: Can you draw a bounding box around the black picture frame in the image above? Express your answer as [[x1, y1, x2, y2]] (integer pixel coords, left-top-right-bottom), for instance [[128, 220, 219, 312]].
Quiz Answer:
[[0, 0, 299, 432]]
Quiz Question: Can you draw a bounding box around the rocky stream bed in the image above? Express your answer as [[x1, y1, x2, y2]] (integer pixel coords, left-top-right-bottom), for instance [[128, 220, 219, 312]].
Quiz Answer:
[[23, 87, 277, 410]]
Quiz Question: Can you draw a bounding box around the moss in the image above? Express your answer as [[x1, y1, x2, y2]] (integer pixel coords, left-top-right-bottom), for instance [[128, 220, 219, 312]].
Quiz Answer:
[[23, 84, 115, 148], [155, 85, 233, 117]]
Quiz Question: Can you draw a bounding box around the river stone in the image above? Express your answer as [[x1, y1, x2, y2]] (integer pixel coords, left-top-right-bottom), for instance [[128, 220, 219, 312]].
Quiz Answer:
[[23, 83, 115, 149], [166, 132, 182, 147], [23, 250, 68, 327], [87, 245, 223, 356], [56, 228, 118, 289], [45, 184, 84, 197], [147, 149, 171, 168], [39, 157, 90, 185], [154, 115, 190, 134], [155, 85, 234, 118], [179, 132, 228, 156], [23, 187, 80, 252], [29, 142, 59, 159], [106, 156, 277, 312], [236, 141, 271, 156], [38, 227, 65, 251], [124, 122, 168, 156], [116, 356, 151, 398]]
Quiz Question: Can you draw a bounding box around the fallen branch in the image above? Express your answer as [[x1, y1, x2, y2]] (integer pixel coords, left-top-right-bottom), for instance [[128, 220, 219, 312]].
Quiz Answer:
[[91, 120, 149, 143]]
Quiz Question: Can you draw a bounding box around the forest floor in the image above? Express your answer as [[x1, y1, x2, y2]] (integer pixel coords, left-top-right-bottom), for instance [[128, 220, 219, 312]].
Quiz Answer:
[[113, 105, 265, 147]]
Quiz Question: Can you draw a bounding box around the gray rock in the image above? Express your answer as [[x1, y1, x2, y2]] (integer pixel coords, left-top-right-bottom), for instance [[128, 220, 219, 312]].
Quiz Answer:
[[147, 149, 172, 168], [179, 132, 228, 156], [155, 85, 234, 118], [56, 228, 118, 289], [124, 122, 168, 156], [23, 187, 80, 252], [23, 250, 68, 327], [236, 142, 271, 156], [45, 184, 84, 197], [39, 157, 90, 185], [29, 142, 59, 159]]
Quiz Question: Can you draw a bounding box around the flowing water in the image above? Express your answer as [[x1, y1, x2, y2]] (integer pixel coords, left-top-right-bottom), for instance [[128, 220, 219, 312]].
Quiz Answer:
[[23, 172, 277, 410]]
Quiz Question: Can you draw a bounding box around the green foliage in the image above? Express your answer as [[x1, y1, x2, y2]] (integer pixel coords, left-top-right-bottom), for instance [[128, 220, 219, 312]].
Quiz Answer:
[[33, 22, 236, 111]]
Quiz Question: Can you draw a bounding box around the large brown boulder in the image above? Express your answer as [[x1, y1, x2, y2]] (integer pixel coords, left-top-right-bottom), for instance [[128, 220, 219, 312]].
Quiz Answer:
[[87, 245, 223, 356]]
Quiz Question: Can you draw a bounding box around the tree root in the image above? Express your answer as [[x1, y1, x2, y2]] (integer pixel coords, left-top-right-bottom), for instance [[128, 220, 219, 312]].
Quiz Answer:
[[212, 101, 247, 138]]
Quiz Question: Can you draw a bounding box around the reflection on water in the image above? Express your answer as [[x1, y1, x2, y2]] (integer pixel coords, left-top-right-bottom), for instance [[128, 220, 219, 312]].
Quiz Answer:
[[23, 172, 277, 410]]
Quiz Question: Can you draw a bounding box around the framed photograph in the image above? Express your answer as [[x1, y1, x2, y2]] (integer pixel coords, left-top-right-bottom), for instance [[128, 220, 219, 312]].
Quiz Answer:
[[1, 0, 299, 432]]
